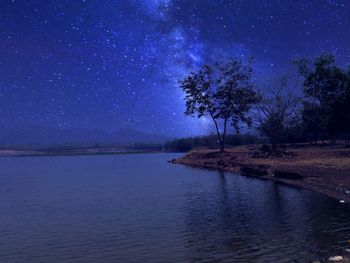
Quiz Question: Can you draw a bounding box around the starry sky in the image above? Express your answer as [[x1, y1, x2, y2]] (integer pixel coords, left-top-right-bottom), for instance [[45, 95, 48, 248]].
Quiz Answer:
[[0, 0, 349, 136]]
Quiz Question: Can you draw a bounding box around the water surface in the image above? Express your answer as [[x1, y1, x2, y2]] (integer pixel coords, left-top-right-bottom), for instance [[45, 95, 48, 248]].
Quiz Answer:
[[0, 153, 349, 262]]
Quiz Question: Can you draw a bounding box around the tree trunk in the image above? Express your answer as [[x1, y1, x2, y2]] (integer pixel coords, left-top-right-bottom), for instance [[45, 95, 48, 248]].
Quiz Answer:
[[272, 142, 277, 151], [220, 144, 225, 152], [271, 136, 277, 151], [210, 115, 223, 152], [220, 117, 228, 152]]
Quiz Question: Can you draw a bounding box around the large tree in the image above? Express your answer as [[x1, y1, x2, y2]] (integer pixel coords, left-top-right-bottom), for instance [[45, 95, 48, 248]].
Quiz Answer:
[[180, 58, 259, 151], [295, 54, 350, 141], [256, 77, 300, 150], [301, 102, 327, 144]]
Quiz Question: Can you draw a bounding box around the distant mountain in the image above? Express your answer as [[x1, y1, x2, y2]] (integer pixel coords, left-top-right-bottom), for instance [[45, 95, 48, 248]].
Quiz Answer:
[[101, 127, 171, 146], [0, 125, 172, 147]]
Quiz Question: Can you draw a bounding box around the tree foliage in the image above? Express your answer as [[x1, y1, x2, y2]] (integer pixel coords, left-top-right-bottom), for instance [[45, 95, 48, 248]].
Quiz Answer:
[[295, 54, 350, 141], [255, 77, 300, 149], [180, 58, 260, 151], [180, 54, 350, 151]]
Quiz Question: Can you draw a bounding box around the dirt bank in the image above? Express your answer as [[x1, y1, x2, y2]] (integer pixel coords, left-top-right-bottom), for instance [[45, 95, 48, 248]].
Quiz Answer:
[[172, 146, 350, 202]]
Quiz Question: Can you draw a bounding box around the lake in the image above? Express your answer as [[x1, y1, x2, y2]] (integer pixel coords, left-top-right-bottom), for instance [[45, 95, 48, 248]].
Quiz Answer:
[[0, 153, 349, 262]]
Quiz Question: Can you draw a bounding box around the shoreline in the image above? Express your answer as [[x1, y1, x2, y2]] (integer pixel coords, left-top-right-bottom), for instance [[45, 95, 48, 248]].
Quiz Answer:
[[0, 148, 166, 158], [171, 146, 350, 203]]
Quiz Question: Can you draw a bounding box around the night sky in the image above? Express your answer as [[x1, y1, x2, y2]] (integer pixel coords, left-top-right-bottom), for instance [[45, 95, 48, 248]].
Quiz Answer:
[[0, 0, 349, 136]]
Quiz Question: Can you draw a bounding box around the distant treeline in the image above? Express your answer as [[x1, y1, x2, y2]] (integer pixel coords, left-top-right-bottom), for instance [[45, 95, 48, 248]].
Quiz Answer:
[[0, 143, 158, 152], [0, 143, 117, 151], [164, 134, 266, 152]]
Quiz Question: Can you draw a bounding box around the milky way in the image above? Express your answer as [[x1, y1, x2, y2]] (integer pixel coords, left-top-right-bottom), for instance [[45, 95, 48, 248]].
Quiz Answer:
[[0, 0, 349, 136]]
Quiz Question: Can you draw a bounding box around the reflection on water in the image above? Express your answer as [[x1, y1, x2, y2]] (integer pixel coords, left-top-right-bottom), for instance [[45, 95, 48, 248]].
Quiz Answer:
[[0, 153, 349, 263]]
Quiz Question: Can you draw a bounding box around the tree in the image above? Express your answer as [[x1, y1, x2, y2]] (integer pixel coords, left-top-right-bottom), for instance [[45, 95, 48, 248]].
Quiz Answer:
[[256, 77, 300, 150], [345, 68, 350, 143], [295, 54, 349, 141], [301, 102, 327, 144], [180, 58, 260, 151]]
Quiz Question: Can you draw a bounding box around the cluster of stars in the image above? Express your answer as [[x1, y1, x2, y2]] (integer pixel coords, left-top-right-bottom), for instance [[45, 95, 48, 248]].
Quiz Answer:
[[0, 0, 348, 136]]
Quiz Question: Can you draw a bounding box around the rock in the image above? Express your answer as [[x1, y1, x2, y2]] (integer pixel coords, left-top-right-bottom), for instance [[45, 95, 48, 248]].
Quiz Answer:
[[346, 248, 350, 253], [345, 190, 350, 195], [240, 165, 268, 176], [217, 160, 226, 166], [340, 200, 345, 203], [260, 144, 270, 153], [328, 255, 343, 262], [274, 170, 304, 180], [201, 151, 227, 159]]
